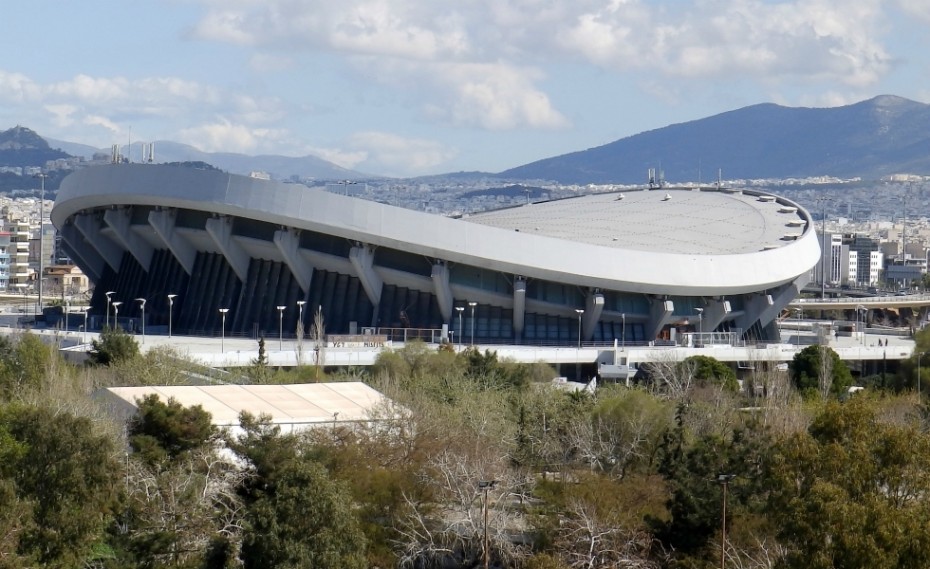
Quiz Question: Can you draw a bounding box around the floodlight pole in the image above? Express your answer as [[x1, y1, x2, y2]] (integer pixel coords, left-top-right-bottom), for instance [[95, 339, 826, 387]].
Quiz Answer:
[[105, 291, 115, 329], [575, 308, 585, 347], [717, 474, 735, 569], [455, 306, 464, 350], [277, 305, 286, 350], [695, 307, 704, 347], [219, 308, 229, 353], [34, 173, 46, 314], [167, 294, 177, 337], [112, 301, 122, 330], [621, 312, 626, 350], [469, 301, 477, 346], [64, 299, 70, 333], [82, 307, 89, 344], [135, 298, 146, 343]]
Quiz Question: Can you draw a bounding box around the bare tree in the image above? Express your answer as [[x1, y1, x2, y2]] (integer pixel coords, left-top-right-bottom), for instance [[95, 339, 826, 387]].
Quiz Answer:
[[556, 498, 660, 569], [818, 344, 834, 399], [125, 449, 245, 566], [642, 353, 696, 398], [394, 448, 529, 568]]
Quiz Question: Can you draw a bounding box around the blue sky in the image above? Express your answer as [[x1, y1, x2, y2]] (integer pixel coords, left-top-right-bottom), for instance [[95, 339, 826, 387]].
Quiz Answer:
[[2, 0, 930, 178]]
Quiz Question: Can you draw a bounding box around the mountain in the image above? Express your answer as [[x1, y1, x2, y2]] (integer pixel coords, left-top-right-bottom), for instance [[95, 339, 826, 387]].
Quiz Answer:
[[0, 126, 70, 168], [45, 138, 371, 181], [498, 95, 930, 184]]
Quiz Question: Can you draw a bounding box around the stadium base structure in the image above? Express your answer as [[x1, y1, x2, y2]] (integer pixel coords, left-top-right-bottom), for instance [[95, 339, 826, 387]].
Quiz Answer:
[[52, 164, 820, 345]]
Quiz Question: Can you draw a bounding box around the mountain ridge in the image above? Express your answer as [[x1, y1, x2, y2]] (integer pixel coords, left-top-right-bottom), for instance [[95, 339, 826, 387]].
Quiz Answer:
[[498, 95, 930, 184]]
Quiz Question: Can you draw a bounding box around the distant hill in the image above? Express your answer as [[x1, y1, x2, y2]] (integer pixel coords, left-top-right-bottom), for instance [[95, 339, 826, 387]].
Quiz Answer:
[[498, 95, 930, 184], [0, 126, 70, 169], [48, 138, 371, 181]]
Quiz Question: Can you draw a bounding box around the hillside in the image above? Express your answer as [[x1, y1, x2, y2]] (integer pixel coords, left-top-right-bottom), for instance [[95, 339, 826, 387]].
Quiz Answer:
[[499, 95, 930, 184]]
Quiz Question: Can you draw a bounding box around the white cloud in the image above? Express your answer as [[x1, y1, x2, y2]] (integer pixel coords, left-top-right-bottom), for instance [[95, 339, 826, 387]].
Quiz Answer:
[[895, 0, 930, 21], [178, 118, 290, 153], [346, 131, 456, 175]]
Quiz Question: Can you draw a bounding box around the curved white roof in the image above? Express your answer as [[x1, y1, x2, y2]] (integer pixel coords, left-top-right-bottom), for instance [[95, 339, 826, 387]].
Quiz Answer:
[[53, 165, 821, 296], [466, 188, 807, 255]]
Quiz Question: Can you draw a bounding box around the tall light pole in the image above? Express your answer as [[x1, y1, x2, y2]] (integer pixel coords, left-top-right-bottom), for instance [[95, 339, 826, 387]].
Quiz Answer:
[[105, 291, 115, 329], [135, 298, 146, 344], [717, 474, 735, 569], [478, 480, 497, 569], [695, 307, 704, 347], [455, 306, 464, 350], [219, 308, 229, 352], [818, 197, 830, 300], [64, 299, 70, 333], [277, 305, 286, 350], [795, 308, 802, 348], [167, 294, 177, 338], [856, 305, 866, 346], [297, 300, 306, 333], [82, 307, 89, 344], [112, 301, 122, 330], [34, 173, 46, 314], [918, 351, 923, 399], [468, 301, 477, 346], [621, 312, 626, 350], [575, 308, 585, 347]]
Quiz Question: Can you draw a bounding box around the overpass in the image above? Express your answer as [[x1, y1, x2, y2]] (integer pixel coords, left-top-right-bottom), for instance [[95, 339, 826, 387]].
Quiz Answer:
[[789, 293, 930, 311]]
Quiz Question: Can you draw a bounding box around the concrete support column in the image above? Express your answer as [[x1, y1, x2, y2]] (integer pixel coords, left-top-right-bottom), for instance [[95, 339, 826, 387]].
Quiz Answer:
[[74, 212, 123, 272], [104, 207, 154, 270], [205, 216, 250, 283], [431, 263, 453, 322], [582, 291, 605, 340], [349, 244, 383, 307], [148, 209, 195, 275], [702, 298, 732, 333], [647, 297, 674, 341], [513, 277, 526, 340], [273, 228, 313, 293], [59, 222, 104, 282]]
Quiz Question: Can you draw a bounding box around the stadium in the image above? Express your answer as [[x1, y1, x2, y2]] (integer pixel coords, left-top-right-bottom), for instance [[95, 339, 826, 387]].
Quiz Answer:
[[51, 164, 820, 345]]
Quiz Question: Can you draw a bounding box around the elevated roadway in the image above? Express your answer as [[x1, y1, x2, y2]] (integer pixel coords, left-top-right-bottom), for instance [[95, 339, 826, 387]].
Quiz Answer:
[[789, 293, 930, 311]]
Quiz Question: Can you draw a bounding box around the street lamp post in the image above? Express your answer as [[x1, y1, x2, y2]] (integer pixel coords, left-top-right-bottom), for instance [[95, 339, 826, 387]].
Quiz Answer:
[[105, 291, 115, 329], [856, 305, 866, 346], [717, 474, 736, 569], [695, 307, 704, 347], [621, 312, 626, 350], [455, 306, 464, 350], [112, 301, 122, 330], [167, 294, 177, 338], [468, 301, 477, 346], [34, 173, 46, 314], [478, 480, 497, 569], [575, 308, 585, 347], [64, 299, 70, 333], [918, 352, 924, 399], [795, 308, 802, 348], [82, 307, 89, 344], [277, 305, 286, 350], [297, 300, 306, 332], [135, 298, 146, 343], [219, 308, 229, 352], [818, 197, 830, 300]]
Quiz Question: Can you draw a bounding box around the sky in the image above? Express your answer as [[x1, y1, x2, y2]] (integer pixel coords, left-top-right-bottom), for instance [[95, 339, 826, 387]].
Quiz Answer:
[[2, 0, 930, 178]]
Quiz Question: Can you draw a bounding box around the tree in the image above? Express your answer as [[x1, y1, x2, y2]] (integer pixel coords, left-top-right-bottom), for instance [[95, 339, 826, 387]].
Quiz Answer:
[[230, 413, 367, 569], [790, 345, 853, 397], [129, 394, 217, 466], [0, 404, 121, 567], [89, 326, 140, 366], [685, 355, 739, 391], [767, 397, 930, 568]]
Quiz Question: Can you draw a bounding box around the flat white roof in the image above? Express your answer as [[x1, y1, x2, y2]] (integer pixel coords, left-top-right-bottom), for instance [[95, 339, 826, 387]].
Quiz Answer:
[[465, 188, 809, 255], [101, 381, 391, 427]]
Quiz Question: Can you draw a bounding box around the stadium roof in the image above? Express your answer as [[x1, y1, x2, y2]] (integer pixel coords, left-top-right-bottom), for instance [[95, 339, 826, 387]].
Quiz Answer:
[[465, 188, 806, 255], [98, 382, 393, 430]]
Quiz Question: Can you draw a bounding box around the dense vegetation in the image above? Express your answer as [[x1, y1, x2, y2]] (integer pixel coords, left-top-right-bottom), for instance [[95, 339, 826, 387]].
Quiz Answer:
[[1, 329, 930, 567]]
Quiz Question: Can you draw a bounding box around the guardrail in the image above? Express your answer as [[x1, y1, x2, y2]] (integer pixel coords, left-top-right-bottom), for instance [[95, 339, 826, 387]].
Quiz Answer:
[[792, 294, 930, 305]]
